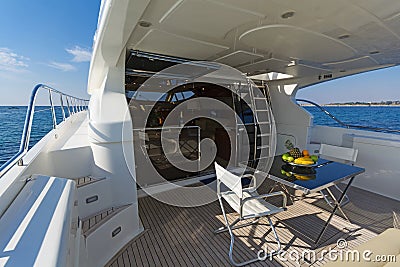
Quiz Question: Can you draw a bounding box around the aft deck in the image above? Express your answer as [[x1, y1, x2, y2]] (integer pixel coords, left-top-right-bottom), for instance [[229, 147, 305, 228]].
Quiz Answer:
[[106, 181, 399, 266]]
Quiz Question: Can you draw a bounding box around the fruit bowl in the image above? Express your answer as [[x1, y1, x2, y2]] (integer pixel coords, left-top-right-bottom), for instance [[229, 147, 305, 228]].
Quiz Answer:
[[280, 165, 316, 180], [285, 160, 318, 168], [282, 141, 320, 167]]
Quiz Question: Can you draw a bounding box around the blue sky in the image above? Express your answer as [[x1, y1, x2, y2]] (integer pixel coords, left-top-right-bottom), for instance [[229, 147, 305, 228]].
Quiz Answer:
[[297, 66, 400, 104], [1, 0, 400, 105], [0, 0, 100, 105]]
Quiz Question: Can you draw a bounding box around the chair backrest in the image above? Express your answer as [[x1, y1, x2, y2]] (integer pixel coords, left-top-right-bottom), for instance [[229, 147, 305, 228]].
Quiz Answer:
[[215, 162, 243, 198], [319, 144, 358, 163]]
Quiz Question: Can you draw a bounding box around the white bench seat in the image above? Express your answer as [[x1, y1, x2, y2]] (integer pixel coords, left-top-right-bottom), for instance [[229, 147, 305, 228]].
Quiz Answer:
[[0, 175, 76, 267], [325, 228, 400, 266]]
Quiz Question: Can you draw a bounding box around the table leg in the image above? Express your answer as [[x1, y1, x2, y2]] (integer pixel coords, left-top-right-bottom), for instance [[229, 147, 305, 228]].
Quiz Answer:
[[326, 188, 350, 222], [269, 181, 296, 203], [314, 176, 355, 246]]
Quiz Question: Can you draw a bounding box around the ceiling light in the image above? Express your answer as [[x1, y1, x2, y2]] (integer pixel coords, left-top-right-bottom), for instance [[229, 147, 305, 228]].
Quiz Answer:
[[281, 11, 295, 19], [138, 21, 152, 27]]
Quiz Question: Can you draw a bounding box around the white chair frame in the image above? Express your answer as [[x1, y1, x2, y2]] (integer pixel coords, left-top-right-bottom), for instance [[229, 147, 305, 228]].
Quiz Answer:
[[214, 163, 287, 266], [319, 144, 358, 219]]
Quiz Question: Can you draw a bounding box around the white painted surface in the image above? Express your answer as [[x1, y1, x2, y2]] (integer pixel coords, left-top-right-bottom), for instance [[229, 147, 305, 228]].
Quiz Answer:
[[310, 125, 400, 201], [4, 177, 56, 252], [0, 112, 88, 217], [85, 204, 142, 267], [268, 83, 312, 154], [0, 176, 76, 267], [34, 178, 76, 267], [87, 0, 400, 92]]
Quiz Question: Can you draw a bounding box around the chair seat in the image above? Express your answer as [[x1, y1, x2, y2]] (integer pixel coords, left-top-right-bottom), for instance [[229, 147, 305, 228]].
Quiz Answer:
[[222, 190, 283, 219]]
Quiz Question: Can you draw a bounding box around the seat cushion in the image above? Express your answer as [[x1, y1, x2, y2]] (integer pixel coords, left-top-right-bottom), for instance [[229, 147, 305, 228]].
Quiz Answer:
[[324, 228, 400, 267], [221, 190, 283, 219]]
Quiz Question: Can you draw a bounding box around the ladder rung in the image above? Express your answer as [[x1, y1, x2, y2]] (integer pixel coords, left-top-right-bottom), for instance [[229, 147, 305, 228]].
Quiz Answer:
[[257, 145, 270, 150], [257, 121, 270, 124], [257, 156, 271, 160], [257, 133, 271, 137], [255, 109, 269, 112], [254, 97, 266, 99]]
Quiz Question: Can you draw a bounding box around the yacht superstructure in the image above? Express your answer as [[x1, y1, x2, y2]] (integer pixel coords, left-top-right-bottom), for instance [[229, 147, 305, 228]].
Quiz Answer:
[[1, 0, 400, 266]]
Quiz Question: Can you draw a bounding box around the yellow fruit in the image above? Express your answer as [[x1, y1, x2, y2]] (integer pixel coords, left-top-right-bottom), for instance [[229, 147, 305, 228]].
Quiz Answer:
[[295, 175, 313, 180], [294, 157, 314, 165]]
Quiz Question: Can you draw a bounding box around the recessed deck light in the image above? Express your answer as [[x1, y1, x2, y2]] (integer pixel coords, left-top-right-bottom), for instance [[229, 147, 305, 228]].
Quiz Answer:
[[281, 11, 295, 19], [138, 21, 152, 27], [338, 34, 350, 40]]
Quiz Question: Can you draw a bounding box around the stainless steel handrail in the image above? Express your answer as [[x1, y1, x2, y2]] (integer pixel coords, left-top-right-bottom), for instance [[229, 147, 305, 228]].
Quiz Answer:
[[296, 98, 400, 133], [0, 84, 89, 177]]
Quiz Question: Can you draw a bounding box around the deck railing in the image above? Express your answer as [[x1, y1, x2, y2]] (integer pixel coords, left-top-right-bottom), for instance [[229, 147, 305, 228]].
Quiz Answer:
[[0, 84, 89, 177], [296, 98, 400, 134]]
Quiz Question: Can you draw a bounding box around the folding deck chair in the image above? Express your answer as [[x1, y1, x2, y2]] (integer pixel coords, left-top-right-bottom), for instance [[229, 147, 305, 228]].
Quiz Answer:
[[214, 162, 287, 266]]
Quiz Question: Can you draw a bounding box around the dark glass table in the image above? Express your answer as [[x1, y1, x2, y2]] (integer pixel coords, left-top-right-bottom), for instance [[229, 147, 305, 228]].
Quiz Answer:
[[268, 156, 365, 194], [247, 156, 365, 245]]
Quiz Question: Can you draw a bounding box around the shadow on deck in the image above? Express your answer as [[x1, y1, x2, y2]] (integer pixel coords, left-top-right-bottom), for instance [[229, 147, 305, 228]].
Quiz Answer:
[[106, 181, 399, 267]]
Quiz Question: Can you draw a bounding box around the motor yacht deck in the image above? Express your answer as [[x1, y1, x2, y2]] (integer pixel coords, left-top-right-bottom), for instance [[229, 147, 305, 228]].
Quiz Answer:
[[106, 182, 399, 266], [1, 1, 400, 266]]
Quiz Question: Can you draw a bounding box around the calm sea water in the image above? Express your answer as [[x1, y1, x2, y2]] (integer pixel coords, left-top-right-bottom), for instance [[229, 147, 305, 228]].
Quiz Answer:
[[0, 106, 65, 166], [1, 105, 400, 167], [304, 106, 400, 131]]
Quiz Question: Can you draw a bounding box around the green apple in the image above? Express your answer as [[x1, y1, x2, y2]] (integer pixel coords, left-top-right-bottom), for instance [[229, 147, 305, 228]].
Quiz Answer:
[[310, 155, 319, 162], [282, 153, 290, 161], [287, 156, 294, 162]]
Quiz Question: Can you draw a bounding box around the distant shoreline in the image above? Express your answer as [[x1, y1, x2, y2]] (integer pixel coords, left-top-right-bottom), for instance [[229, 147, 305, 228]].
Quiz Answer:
[[301, 104, 400, 107]]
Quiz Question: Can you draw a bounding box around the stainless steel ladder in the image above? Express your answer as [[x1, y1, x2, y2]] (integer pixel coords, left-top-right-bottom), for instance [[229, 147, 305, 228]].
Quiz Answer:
[[234, 79, 274, 169]]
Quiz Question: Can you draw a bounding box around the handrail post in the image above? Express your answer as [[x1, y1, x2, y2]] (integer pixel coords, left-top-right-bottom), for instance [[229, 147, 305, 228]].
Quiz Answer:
[[48, 89, 57, 129], [71, 97, 75, 114], [71, 98, 75, 114], [60, 93, 66, 121], [66, 97, 72, 115]]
